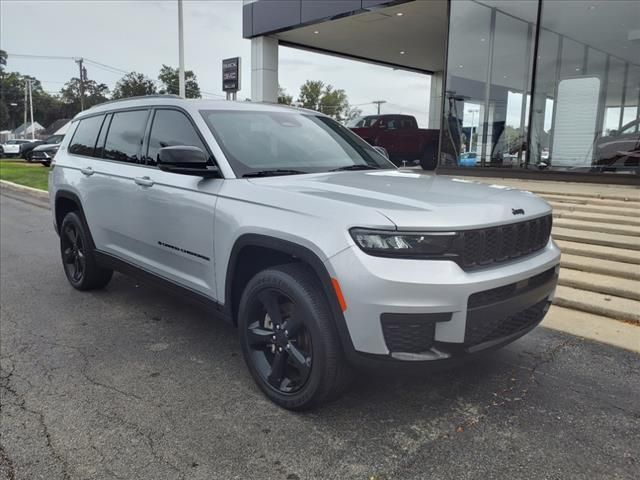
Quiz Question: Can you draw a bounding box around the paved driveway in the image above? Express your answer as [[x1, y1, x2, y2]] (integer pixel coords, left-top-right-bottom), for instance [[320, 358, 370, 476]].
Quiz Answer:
[[1, 190, 639, 480]]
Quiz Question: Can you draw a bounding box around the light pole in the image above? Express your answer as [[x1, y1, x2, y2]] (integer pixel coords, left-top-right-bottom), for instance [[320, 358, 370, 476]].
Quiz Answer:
[[467, 108, 479, 153], [178, 0, 186, 98], [28, 80, 34, 140]]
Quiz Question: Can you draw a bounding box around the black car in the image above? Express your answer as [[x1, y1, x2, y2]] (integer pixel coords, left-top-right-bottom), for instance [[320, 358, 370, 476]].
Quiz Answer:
[[22, 135, 64, 161]]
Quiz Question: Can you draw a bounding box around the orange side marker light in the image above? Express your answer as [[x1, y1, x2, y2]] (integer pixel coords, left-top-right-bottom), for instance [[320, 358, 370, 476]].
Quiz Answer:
[[331, 278, 347, 312]]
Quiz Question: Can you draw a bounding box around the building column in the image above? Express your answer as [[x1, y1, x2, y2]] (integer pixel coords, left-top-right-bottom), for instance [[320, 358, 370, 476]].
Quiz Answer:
[[428, 71, 444, 129], [251, 36, 278, 103]]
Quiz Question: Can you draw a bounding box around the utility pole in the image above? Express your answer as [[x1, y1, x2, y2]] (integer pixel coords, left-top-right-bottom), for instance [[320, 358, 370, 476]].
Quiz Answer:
[[75, 57, 85, 111], [372, 100, 386, 115], [178, 0, 186, 97], [23, 80, 27, 137], [28, 80, 34, 140]]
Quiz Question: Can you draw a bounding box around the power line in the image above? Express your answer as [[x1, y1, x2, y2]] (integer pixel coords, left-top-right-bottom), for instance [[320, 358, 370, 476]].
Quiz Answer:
[[7, 53, 76, 61]]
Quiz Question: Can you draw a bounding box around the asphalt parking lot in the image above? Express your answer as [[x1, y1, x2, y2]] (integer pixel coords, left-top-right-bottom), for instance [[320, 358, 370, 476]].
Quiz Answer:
[[1, 189, 639, 480]]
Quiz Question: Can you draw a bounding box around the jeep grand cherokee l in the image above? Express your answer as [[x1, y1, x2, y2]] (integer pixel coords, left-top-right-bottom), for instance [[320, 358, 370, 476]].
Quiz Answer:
[[49, 96, 560, 410]]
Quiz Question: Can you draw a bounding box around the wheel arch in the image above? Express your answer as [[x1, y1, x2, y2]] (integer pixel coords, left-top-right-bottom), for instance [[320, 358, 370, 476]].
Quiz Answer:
[[54, 190, 96, 248], [225, 234, 355, 355]]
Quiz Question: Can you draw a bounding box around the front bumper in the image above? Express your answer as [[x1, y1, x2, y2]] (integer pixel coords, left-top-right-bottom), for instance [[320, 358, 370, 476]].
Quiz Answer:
[[326, 239, 560, 361], [31, 151, 54, 161]]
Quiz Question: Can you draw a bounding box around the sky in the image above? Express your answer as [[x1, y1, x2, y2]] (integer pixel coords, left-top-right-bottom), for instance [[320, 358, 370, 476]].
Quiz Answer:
[[0, 0, 432, 125]]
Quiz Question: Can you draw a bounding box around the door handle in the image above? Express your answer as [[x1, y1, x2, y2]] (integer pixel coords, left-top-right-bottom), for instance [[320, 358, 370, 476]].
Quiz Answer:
[[134, 176, 154, 187], [80, 167, 94, 176]]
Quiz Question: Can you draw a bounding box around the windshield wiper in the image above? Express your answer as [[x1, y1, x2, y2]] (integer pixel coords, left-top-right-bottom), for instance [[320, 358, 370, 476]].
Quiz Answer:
[[329, 165, 380, 172], [243, 169, 307, 178]]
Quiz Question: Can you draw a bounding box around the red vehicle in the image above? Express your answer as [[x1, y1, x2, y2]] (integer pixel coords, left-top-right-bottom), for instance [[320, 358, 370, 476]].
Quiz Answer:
[[348, 114, 440, 169]]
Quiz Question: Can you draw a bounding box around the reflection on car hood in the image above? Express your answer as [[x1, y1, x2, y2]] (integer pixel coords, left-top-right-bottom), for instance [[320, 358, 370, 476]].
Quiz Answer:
[[248, 170, 552, 229], [33, 143, 59, 152]]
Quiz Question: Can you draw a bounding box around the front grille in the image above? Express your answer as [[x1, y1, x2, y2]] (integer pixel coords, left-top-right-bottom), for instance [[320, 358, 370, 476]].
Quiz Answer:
[[381, 313, 450, 353], [467, 267, 556, 309], [456, 215, 552, 270], [464, 299, 549, 347]]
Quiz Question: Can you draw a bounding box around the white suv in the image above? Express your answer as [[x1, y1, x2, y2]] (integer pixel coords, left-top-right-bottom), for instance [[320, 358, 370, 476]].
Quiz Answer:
[[49, 96, 560, 410]]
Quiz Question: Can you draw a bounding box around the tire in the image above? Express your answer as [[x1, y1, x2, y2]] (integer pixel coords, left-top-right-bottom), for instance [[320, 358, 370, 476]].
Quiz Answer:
[[24, 152, 32, 162], [420, 143, 438, 170], [41, 160, 51, 167], [59, 212, 113, 291], [238, 263, 352, 410]]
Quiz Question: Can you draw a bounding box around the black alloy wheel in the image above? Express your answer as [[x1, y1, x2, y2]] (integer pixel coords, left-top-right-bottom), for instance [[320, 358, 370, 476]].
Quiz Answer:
[[59, 212, 113, 290], [238, 264, 352, 410], [246, 288, 313, 394], [61, 222, 86, 284]]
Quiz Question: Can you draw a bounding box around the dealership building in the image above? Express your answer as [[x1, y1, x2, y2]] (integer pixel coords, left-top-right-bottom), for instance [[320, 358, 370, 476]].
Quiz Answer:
[[243, 0, 639, 183]]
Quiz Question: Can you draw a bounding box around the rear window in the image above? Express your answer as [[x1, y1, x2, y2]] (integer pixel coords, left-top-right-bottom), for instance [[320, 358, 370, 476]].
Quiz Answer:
[[103, 110, 149, 164], [68, 115, 105, 157]]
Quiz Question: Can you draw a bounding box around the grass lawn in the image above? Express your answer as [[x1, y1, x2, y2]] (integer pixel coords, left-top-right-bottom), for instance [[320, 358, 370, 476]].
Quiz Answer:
[[0, 161, 49, 191]]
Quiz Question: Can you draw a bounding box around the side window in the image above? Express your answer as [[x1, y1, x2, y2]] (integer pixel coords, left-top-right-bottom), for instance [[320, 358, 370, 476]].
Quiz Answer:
[[103, 110, 149, 164], [68, 115, 105, 157], [146, 109, 208, 166]]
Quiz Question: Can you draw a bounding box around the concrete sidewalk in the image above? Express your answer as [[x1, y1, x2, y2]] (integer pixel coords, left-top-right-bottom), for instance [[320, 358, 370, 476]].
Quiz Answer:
[[431, 173, 640, 201]]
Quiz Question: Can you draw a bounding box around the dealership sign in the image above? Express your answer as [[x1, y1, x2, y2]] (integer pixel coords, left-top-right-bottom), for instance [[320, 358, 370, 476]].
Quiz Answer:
[[222, 57, 241, 93]]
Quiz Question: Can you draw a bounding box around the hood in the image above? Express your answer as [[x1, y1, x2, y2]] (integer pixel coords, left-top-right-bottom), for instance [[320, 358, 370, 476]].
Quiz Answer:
[[33, 143, 59, 152], [248, 170, 551, 230]]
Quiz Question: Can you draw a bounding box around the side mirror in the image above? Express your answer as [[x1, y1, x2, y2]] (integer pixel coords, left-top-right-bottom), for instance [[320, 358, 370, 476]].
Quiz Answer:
[[157, 146, 219, 178]]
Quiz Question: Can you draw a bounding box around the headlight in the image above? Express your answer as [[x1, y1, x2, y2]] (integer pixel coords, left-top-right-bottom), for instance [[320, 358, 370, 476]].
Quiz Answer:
[[350, 228, 457, 257]]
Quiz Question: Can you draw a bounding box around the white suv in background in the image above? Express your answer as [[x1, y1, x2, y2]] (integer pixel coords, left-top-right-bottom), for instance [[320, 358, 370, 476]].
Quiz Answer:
[[49, 96, 560, 410], [1, 139, 32, 157]]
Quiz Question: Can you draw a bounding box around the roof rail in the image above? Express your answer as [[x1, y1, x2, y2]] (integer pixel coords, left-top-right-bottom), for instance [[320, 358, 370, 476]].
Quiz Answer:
[[86, 94, 182, 109]]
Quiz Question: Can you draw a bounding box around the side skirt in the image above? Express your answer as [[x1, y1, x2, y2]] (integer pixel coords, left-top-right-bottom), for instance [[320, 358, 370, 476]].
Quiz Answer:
[[94, 250, 232, 324]]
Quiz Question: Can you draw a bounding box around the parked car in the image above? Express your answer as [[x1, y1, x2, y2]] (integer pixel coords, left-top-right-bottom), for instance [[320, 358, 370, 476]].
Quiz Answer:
[[1, 139, 32, 157], [23, 134, 65, 162], [594, 118, 640, 173], [348, 114, 440, 169], [31, 140, 64, 167], [50, 97, 560, 410]]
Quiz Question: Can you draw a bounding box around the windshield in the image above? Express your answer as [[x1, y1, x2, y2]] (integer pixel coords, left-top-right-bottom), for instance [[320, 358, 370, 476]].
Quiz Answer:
[[46, 135, 64, 144], [619, 118, 639, 135], [346, 116, 378, 128], [201, 110, 395, 177]]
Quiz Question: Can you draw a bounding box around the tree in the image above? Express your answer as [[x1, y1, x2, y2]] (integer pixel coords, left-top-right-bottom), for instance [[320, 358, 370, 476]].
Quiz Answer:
[[60, 78, 109, 115], [319, 85, 349, 122], [298, 80, 324, 110], [112, 72, 157, 99], [346, 105, 363, 123], [1, 71, 65, 130], [0, 49, 7, 73], [277, 86, 293, 105], [157, 64, 200, 98], [297, 80, 352, 122]]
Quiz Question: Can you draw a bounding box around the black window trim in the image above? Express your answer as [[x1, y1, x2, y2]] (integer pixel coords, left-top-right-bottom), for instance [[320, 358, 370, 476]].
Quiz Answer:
[[65, 104, 224, 177], [94, 113, 112, 159]]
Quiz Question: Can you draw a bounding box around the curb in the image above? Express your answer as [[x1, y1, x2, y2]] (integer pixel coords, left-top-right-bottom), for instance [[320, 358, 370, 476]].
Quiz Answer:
[[0, 179, 49, 198]]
